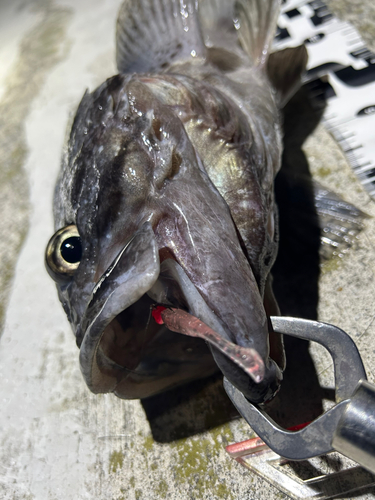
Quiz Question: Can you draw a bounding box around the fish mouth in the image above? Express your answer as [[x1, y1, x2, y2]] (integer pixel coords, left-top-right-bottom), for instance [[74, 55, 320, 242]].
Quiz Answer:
[[148, 258, 283, 403], [78, 222, 283, 403]]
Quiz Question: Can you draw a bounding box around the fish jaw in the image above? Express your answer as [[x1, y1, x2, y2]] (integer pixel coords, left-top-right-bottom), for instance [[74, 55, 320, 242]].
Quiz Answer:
[[73, 223, 282, 403], [66, 158, 282, 402], [77, 222, 160, 393], [148, 258, 282, 404], [66, 221, 217, 399]]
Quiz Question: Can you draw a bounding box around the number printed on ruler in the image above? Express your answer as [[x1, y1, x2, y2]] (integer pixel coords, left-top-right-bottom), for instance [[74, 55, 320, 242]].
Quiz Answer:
[[273, 0, 375, 197]]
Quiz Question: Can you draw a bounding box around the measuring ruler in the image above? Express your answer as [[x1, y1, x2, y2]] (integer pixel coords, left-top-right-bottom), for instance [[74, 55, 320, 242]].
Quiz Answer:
[[274, 0, 375, 197]]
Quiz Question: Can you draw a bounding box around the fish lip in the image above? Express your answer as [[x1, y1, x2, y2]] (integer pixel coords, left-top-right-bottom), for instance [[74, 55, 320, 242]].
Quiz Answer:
[[77, 235, 282, 403], [77, 222, 160, 393]]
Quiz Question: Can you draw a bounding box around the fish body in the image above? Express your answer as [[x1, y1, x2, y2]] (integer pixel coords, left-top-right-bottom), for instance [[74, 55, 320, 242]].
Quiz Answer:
[[45, 0, 307, 403]]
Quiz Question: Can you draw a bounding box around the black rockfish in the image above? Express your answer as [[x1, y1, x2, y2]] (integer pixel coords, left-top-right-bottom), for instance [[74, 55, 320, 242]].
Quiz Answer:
[[45, 0, 307, 404]]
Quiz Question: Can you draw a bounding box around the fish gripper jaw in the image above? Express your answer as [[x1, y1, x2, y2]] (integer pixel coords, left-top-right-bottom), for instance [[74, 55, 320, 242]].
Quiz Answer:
[[224, 316, 375, 474]]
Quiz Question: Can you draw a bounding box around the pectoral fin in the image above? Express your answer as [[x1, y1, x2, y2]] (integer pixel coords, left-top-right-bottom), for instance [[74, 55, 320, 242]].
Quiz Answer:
[[267, 45, 308, 107]]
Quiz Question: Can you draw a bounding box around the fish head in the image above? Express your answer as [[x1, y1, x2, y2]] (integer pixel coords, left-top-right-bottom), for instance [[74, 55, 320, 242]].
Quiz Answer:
[[45, 74, 282, 403]]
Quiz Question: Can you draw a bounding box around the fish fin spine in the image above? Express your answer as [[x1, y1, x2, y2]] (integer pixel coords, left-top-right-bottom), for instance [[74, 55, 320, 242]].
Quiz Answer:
[[116, 0, 206, 74], [198, 0, 236, 46], [234, 0, 281, 66]]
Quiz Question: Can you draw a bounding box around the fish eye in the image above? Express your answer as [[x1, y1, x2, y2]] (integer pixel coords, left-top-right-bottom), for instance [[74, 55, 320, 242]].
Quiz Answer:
[[45, 225, 82, 282]]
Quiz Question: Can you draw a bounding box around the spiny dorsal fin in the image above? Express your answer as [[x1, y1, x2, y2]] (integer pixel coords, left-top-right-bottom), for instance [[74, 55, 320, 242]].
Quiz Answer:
[[267, 45, 308, 106], [199, 0, 237, 47], [116, 0, 206, 74], [234, 0, 281, 66]]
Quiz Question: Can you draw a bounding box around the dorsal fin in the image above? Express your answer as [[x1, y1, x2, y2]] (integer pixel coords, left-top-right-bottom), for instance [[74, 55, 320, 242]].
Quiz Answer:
[[234, 0, 281, 66], [116, 0, 207, 74], [199, 0, 237, 48]]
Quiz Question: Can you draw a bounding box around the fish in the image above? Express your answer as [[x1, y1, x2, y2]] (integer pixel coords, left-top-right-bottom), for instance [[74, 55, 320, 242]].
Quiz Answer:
[[45, 0, 308, 404]]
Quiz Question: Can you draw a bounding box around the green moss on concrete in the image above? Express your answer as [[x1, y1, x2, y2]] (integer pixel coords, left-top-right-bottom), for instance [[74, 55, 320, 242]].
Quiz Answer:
[[143, 434, 154, 451], [321, 256, 342, 275], [315, 166, 332, 179], [109, 450, 124, 473], [170, 423, 235, 499], [155, 479, 169, 497], [135, 489, 142, 500]]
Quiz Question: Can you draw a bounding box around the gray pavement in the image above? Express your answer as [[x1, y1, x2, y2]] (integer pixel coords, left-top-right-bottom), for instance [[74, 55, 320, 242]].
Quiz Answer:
[[1, 1, 375, 499]]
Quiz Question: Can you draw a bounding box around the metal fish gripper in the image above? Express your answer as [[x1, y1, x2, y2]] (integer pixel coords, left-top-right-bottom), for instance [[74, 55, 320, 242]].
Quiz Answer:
[[224, 317, 375, 499]]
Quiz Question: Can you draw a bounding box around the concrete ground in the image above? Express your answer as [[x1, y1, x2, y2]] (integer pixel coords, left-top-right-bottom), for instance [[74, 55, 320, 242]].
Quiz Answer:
[[0, 0, 375, 499]]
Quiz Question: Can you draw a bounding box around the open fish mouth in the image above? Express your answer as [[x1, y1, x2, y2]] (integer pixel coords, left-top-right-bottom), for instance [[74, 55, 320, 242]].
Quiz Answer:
[[76, 223, 283, 404], [155, 307, 265, 384]]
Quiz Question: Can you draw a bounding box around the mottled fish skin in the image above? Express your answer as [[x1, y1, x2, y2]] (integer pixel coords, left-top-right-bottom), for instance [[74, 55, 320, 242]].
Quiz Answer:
[[46, 0, 307, 403], [148, 69, 281, 290]]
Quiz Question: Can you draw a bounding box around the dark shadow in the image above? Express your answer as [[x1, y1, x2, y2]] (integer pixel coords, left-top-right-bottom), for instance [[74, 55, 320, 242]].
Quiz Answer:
[[273, 84, 324, 320], [142, 83, 330, 441], [285, 453, 347, 481], [284, 460, 375, 498], [285, 459, 326, 481], [141, 371, 238, 442], [334, 485, 375, 499], [266, 84, 327, 427]]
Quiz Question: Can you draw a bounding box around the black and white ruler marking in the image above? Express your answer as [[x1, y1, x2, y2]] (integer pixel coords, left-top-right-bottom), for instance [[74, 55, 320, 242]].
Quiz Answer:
[[273, 0, 375, 198]]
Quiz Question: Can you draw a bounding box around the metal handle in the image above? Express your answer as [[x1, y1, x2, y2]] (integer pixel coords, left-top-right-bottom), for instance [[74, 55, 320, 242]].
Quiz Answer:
[[332, 379, 375, 473]]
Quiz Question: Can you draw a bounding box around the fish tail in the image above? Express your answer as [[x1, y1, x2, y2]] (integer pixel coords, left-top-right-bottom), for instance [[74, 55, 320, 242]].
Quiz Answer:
[[116, 0, 206, 74]]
